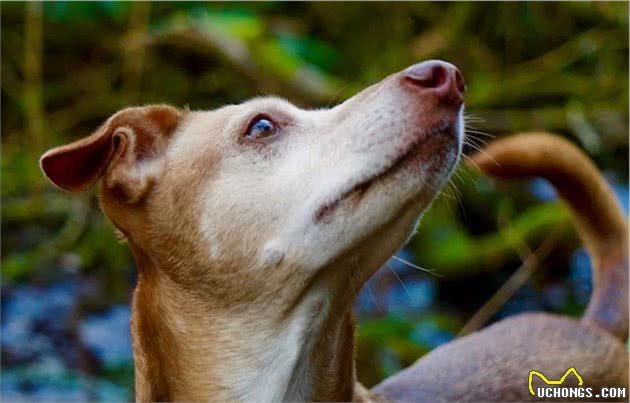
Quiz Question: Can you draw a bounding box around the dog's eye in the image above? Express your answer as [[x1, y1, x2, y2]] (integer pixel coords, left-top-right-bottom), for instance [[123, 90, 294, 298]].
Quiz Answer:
[[245, 117, 276, 140]]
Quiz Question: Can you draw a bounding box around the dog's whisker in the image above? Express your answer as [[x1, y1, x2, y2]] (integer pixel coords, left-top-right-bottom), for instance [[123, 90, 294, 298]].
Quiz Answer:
[[427, 177, 456, 202], [454, 164, 476, 184], [353, 260, 384, 315], [464, 119, 485, 125], [424, 180, 457, 216], [451, 167, 469, 186], [465, 128, 494, 138], [439, 188, 456, 201], [465, 137, 491, 148], [463, 113, 485, 122], [454, 165, 479, 200], [464, 115, 486, 126], [365, 282, 385, 316], [391, 255, 442, 278], [386, 262, 418, 307], [444, 177, 463, 206], [465, 132, 489, 142], [464, 141, 486, 151], [466, 132, 494, 139], [447, 174, 465, 210], [446, 175, 468, 223], [465, 140, 489, 151], [445, 183, 466, 222], [463, 142, 500, 166], [464, 135, 489, 147], [461, 153, 481, 171]]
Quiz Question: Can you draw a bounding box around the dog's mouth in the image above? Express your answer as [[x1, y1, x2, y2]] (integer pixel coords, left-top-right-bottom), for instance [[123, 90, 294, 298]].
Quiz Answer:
[[314, 119, 457, 223]]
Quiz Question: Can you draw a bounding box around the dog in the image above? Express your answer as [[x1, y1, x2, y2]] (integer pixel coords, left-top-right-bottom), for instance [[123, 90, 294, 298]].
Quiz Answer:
[[39, 59, 627, 402], [372, 134, 629, 402]]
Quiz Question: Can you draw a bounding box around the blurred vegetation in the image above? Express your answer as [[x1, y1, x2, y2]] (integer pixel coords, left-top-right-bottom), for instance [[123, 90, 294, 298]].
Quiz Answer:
[[1, 2, 628, 400]]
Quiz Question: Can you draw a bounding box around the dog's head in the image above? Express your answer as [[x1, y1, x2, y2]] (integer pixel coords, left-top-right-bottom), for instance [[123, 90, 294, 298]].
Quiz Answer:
[[41, 60, 464, 309]]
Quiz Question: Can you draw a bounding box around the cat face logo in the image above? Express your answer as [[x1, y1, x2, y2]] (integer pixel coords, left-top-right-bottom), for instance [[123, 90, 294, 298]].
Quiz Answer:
[[528, 367, 584, 396]]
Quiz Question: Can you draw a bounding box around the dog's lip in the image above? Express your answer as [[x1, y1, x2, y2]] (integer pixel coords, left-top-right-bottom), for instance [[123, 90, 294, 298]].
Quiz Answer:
[[314, 119, 455, 223]]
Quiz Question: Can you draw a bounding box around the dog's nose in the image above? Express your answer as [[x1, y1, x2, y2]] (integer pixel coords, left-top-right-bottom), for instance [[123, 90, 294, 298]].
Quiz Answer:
[[403, 60, 465, 105]]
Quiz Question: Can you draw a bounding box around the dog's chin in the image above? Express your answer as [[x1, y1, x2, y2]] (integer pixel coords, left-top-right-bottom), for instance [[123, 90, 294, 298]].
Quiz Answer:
[[341, 139, 460, 275], [315, 122, 461, 224]]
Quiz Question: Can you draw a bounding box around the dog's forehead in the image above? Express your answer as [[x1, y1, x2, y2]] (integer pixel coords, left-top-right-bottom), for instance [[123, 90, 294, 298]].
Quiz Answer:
[[241, 96, 301, 113]]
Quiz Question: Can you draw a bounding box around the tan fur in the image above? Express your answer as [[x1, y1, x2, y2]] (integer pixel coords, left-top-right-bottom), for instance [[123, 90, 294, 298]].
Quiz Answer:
[[374, 314, 628, 402], [373, 133, 629, 402], [471, 133, 628, 340], [40, 61, 465, 402], [40, 65, 626, 401]]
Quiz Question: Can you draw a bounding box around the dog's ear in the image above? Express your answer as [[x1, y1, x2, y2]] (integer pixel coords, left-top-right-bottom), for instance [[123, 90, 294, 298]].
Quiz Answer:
[[40, 105, 183, 204]]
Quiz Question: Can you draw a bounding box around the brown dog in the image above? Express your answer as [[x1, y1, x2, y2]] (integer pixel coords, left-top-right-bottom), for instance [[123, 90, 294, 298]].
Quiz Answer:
[[373, 134, 629, 402], [40, 58, 627, 402], [41, 60, 465, 402]]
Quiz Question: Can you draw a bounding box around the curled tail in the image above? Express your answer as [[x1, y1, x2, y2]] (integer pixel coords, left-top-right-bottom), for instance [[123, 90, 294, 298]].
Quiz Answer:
[[470, 132, 628, 340]]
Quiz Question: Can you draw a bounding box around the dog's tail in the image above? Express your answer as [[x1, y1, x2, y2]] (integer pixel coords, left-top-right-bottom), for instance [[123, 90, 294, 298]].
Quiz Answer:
[[470, 132, 628, 340]]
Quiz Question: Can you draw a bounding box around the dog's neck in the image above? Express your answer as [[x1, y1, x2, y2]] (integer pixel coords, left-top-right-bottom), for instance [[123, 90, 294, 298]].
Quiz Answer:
[[130, 246, 359, 402]]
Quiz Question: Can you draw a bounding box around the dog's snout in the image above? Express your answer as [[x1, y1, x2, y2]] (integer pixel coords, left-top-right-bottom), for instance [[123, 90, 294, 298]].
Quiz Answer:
[[403, 60, 465, 105]]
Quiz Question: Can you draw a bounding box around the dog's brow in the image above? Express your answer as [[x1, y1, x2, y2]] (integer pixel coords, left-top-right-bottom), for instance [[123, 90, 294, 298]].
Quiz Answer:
[[244, 97, 304, 114]]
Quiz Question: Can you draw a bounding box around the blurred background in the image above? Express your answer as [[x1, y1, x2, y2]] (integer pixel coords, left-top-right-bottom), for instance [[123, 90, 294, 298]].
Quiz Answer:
[[1, 2, 628, 401]]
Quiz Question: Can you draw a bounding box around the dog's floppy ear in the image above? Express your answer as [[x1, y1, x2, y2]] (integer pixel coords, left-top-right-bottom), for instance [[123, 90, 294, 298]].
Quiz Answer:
[[40, 105, 183, 203]]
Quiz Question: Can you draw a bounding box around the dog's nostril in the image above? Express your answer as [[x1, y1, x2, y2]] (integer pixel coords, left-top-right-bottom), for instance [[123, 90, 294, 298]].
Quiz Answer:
[[405, 63, 449, 89], [403, 60, 465, 105]]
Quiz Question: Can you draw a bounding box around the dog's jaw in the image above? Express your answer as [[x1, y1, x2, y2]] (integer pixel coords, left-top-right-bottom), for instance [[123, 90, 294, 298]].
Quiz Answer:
[[314, 117, 459, 223]]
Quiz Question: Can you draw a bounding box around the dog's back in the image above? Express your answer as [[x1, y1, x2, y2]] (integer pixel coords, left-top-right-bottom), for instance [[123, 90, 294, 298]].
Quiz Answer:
[[373, 133, 628, 402]]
